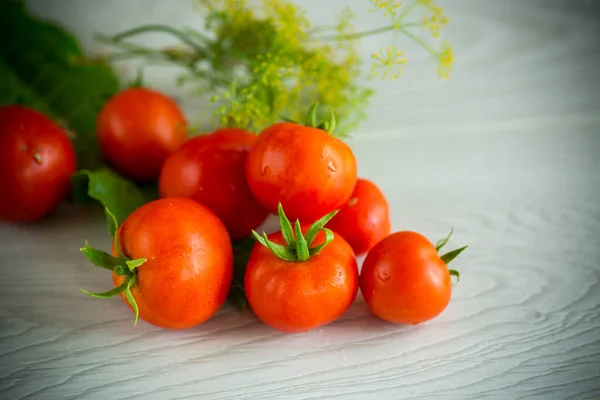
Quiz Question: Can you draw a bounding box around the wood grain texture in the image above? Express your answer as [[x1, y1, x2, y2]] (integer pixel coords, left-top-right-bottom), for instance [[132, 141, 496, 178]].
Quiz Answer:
[[2, 0, 600, 399]]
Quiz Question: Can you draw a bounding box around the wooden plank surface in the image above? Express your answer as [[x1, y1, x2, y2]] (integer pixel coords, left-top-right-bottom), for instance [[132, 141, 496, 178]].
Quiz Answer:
[[1, 1, 599, 399]]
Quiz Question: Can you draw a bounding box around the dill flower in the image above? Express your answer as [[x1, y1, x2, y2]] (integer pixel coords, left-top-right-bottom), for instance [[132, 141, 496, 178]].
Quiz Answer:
[[371, 46, 406, 80]]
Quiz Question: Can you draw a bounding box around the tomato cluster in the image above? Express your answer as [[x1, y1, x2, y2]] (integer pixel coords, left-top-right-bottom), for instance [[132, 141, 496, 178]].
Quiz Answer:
[[1, 88, 466, 332]]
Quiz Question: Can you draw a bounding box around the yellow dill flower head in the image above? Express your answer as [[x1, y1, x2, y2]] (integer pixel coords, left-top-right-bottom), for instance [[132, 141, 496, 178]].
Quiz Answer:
[[420, 2, 449, 37], [371, 46, 406, 80], [370, 0, 402, 18], [437, 41, 453, 79]]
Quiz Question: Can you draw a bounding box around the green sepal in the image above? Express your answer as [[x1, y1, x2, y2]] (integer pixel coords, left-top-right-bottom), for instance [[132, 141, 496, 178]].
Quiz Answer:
[[279, 115, 297, 124], [251, 230, 296, 261], [252, 203, 339, 262], [278, 203, 295, 247], [306, 102, 319, 127], [295, 220, 309, 262], [125, 277, 139, 325], [449, 269, 460, 284], [80, 206, 142, 326], [440, 245, 468, 265], [325, 109, 337, 134], [105, 206, 119, 239], [80, 280, 128, 298], [435, 229, 453, 252], [304, 209, 338, 246], [308, 228, 334, 256], [126, 258, 147, 271], [80, 241, 123, 271], [262, 232, 297, 261]]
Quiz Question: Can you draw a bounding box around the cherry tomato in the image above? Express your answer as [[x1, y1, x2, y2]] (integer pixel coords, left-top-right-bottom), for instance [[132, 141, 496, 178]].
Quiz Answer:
[[246, 121, 357, 222], [112, 198, 233, 329], [159, 129, 269, 239], [245, 222, 358, 333], [327, 178, 391, 255], [360, 231, 465, 325], [97, 87, 187, 181], [0, 106, 76, 222]]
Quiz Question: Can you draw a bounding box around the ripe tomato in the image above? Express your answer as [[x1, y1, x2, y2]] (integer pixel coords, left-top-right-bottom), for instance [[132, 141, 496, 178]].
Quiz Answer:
[[108, 198, 233, 329], [97, 87, 187, 181], [0, 106, 76, 222], [245, 206, 358, 333], [246, 121, 357, 222], [327, 178, 391, 255], [159, 129, 269, 239], [360, 231, 465, 325]]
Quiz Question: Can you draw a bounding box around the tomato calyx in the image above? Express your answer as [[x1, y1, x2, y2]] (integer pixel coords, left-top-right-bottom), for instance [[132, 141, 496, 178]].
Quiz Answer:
[[280, 103, 338, 135], [435, 228, 468, 283], [252, 203, 338, 262], [79, 208, 146, 325]]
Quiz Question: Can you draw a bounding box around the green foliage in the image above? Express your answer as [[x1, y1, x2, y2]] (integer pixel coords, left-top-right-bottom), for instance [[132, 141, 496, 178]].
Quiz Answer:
[[0, 1, 119, 169], [72, 169, 157, 224]]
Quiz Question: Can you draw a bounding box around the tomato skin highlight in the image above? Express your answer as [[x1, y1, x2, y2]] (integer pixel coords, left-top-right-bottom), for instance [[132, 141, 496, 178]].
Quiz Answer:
[[112, 198, 233, 329], [159, 129, 269, 239], [360, 231, 452, 325], [245, 227, 358, 333], [0, 106, 76, 222], [246, 122, 357, 222], [97, 88, 187, 181], [327, 178, 391, 255]]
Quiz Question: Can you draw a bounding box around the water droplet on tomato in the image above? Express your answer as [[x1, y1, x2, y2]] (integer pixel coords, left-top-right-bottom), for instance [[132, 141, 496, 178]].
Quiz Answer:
[[377, 268, 391, 283], [326, 160, 337, 172]]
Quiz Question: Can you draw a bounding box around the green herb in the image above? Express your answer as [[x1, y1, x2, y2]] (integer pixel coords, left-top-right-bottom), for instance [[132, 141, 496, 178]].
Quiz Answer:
[[98, 0, 453, 136], [0, 2, 119, 169]]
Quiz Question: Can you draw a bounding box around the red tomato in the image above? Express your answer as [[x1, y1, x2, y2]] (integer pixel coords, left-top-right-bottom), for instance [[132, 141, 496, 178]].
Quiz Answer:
[[159, 129, 269, 239], [327, 178, 391, 255], [360, 231, 462, 325], [245, 226, 358, 333], [97, 88, 187, 181], [246, 122, 357, 221], [112, 198, 233, 329], [0, 106, 76, 222]]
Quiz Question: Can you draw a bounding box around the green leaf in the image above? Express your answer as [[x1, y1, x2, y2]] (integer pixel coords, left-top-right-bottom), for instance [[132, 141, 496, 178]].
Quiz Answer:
[[0, 2, 119, 169], [435, 229, 453, 252], [80, 280, 128, 298], [71, 169, 156, 224], [229, 236, 256, 310], [305, 210, 338, 246], [295, 220, 309, 262], [277, 203, 295, 247], [440, 245, 468, 265], [80, 241, 124, 271]]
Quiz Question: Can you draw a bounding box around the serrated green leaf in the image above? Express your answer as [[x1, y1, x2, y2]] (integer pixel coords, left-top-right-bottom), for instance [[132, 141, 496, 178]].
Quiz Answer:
[[0, 2, 119, 169], [72, 168, 156, 224]]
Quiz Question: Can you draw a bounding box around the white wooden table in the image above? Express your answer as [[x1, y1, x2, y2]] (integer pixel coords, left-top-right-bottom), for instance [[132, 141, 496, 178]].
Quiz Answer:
[[1, 1, 599, 399]]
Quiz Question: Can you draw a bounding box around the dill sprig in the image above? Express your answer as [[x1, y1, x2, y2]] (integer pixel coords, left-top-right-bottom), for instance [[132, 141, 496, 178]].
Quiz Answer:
[[97, 0, 453, 135]]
